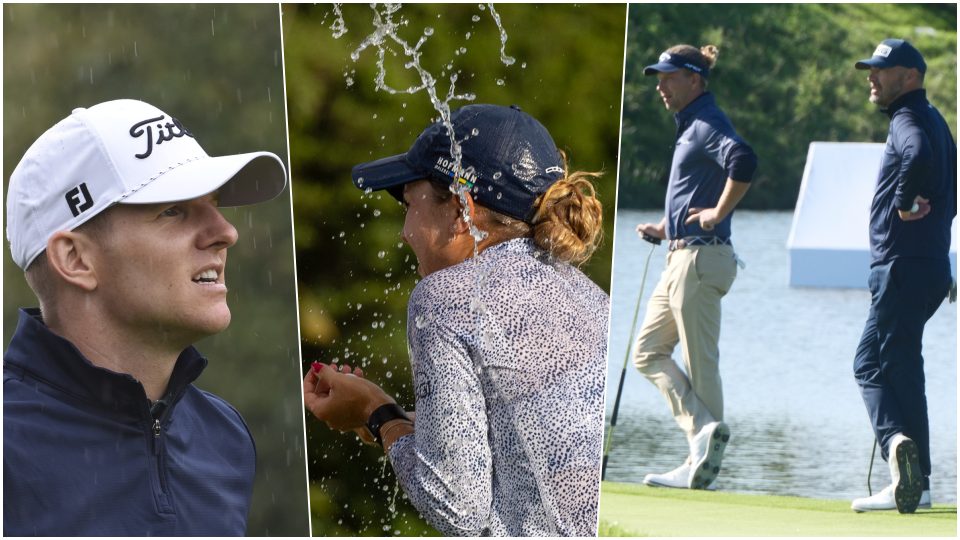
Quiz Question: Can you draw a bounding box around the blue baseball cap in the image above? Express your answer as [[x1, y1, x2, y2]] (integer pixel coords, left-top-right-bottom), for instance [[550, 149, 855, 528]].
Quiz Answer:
[[352, 104, 565, 224], [855, 38, 926, 73], [643, 50, 710, 78]]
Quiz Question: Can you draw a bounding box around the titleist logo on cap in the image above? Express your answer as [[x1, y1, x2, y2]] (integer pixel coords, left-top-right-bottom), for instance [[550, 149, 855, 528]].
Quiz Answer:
[[129, 115, 194, 159]]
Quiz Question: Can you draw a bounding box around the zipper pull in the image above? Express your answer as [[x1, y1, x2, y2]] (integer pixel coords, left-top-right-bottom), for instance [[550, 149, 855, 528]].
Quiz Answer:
[[149, 400, 168, 455]]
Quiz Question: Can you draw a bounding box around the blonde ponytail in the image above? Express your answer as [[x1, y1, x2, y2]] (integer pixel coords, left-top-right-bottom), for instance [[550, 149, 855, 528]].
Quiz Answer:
[[700, 44, 719, 68], [531, 162, 603, 266]]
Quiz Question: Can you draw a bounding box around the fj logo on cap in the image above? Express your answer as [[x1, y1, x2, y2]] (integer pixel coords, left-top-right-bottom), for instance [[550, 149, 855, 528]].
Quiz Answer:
[[65, 182, 94, 217], [659, 52, 671, 63], [129, 115, 194, 159], [874, 44, 892, 58]]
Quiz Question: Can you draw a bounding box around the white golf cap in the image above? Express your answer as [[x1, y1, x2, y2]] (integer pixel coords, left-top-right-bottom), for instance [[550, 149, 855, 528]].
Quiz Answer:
[[6, 99, 287, 270]]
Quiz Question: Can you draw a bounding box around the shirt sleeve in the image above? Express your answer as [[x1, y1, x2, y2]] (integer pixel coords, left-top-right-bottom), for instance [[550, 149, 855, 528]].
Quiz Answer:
[[892, 112, 933, 211], [698, 120, 758, 182], [387, 288, 493, 536]]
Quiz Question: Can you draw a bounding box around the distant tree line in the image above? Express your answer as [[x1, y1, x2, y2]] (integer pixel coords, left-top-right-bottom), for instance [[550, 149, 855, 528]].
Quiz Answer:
[[618, 4, 957, 210]]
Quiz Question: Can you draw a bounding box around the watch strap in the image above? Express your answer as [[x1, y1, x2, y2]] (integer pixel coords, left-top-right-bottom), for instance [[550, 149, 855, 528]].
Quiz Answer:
[[366, 403, 410, 447]]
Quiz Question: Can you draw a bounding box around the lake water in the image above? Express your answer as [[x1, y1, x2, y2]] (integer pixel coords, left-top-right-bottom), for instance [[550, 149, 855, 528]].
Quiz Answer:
[[604, 210, 957, 504]]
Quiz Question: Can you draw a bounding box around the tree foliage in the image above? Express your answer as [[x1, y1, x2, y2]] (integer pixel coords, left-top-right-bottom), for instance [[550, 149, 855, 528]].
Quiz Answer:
[[283, 4, 626, 535], [619, 4, 957, 209]]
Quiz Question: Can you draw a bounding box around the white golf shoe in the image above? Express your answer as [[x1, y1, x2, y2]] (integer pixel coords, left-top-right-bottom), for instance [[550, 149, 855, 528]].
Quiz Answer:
[[643, 461, 692, 489], [688, 421, 730, 490], [851, 485, 931, 512], [851, 433, 926, 513], [888, 434, 923, 513]]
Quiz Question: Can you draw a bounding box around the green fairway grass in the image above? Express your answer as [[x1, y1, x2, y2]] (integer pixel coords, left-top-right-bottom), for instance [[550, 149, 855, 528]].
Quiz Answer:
[[600, 482, 957, 537]]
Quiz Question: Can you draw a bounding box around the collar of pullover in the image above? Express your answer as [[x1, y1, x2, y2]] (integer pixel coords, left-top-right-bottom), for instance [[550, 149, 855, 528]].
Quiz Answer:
[[674, 91, 716, 132], [882, 88, 927, 118], [5, 307, 207, 416]]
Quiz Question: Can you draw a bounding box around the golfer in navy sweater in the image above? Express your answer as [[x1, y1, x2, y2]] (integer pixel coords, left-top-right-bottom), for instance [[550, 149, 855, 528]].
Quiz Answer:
[[850, 39, 956, 514], [4, 99, 286, 535]]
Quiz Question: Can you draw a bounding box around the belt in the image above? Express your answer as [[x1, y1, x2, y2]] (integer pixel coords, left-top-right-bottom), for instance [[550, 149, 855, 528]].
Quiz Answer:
[[668, 236, 732, 251]]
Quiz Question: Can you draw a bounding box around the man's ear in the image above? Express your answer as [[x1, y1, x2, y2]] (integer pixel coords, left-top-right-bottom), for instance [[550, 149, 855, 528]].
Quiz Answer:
[[451, 191, 477, 234], [45, 231, 99, 292]]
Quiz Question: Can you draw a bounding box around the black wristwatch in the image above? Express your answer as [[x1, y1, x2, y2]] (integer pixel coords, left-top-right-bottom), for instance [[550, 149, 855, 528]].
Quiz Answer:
[[366, 403, 410, 447]]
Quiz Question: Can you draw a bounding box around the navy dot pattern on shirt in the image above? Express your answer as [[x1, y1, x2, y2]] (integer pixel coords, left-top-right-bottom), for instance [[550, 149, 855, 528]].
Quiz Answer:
[[387, 238, 609, 536]]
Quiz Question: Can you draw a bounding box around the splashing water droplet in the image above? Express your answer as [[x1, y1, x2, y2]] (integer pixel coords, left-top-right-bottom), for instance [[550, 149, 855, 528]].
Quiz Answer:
[[493, 171, 502, 180], [424, 27, 434, 36], [487, 4, 516, 66], [496, 79, 505, 86], [496, 192, 503, 200], [373, 209, 381, 217], [338, 231, 346, 238], [470, 128, 479, 136], [377, 251, 386, 259], [330, 4, 348, 38], [471, 15, 481, 22]]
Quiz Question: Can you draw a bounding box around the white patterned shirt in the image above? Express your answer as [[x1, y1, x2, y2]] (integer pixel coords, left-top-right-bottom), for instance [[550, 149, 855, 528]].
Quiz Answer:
[[388, 238, 608, 536]]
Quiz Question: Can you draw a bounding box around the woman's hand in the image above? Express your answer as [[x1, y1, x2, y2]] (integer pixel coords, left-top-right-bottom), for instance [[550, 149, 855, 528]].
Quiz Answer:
[[303, 362, 395, 432]]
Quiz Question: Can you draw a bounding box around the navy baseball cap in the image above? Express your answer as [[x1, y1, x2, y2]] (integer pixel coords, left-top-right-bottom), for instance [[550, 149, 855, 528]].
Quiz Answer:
[[643, 50, 710, 78], [352, 104, 565, 223], [855, 38, 926, 73]]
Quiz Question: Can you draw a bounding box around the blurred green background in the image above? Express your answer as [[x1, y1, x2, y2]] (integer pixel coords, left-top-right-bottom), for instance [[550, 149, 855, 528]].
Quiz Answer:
[[619, 4, 957, 209], [283, 4, 626, 535], [3, 5, 309, 536]]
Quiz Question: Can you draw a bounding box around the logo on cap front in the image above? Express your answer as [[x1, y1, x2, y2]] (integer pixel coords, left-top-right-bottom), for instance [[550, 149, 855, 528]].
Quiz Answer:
[[433, 156, 479, 188], [65, 182, 94, 217], [129, 115, 194, 159], [874, 44, 892, 58], [659, 52, 671, 63]]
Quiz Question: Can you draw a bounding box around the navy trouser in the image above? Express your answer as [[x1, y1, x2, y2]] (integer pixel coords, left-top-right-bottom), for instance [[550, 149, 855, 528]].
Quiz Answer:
[[853, 257, 951, 478]]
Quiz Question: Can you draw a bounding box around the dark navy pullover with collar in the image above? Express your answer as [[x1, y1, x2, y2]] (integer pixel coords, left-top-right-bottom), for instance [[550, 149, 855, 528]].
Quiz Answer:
[[870, 88, 957, 265], [4, 308, 256, 536], [666, 92, 758, 241]]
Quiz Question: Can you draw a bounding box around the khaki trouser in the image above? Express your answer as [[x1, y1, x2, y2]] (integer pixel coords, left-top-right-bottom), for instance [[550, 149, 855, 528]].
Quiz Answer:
[[632, 244, 737, 442]]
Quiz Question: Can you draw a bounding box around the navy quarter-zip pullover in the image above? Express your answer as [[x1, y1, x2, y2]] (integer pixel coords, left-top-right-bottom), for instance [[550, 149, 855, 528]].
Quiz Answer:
[[870, 88, 957, 265], [4, 308, 256, 536]]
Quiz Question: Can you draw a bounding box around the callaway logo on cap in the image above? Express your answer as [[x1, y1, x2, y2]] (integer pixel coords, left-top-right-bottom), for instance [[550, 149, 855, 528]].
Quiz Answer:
[[6, 99, 288, 270]]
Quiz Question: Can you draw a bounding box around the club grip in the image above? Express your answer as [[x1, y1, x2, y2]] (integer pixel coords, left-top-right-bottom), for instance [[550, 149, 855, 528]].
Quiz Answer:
[[641, 233, 662, 245]]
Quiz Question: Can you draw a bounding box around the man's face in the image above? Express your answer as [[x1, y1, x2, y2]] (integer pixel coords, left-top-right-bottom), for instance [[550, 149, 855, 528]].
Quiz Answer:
[[867, 66, 911, 108], [401, 180, 464, 277], [90, 193, 239, 345], [656, 70, 701, 112]]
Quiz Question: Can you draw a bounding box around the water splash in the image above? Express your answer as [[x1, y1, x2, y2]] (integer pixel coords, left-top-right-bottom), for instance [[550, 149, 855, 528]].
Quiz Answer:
[[330, 4, 347, 38], [338, 3, 523, 258], [486, 4, 516, 67]]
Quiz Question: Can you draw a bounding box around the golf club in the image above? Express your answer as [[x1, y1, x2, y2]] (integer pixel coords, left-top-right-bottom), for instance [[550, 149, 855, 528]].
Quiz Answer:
[[601, 231, 661, 481]]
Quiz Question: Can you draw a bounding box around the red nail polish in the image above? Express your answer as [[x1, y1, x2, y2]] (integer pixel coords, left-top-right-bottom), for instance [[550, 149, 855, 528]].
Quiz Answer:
[[312, 361, 323, 372]]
